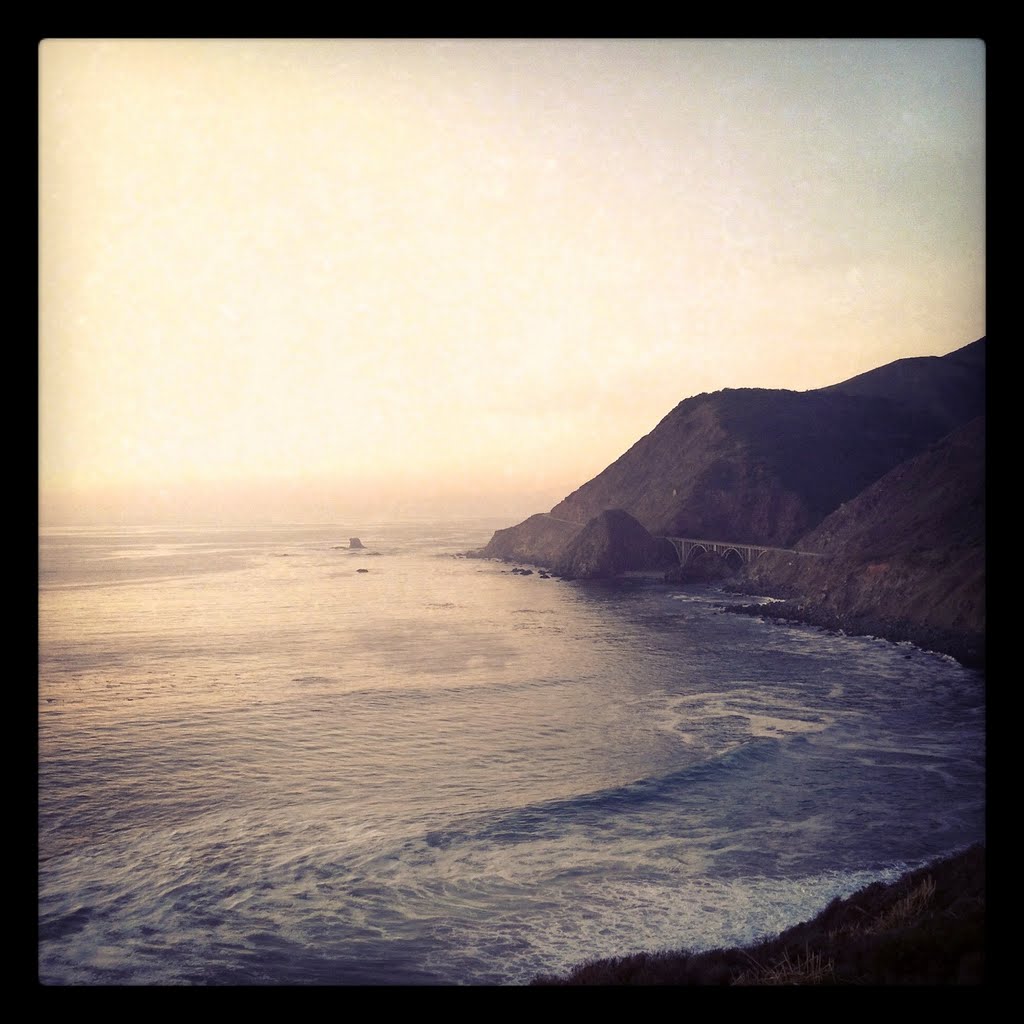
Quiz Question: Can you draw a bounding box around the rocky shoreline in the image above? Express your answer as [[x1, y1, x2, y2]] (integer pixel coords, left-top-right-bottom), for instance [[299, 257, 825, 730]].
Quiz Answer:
[[717, 593, 985, 671]]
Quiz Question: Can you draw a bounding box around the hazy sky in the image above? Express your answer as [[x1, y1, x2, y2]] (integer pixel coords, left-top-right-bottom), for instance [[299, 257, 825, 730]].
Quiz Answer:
[[39, 38, 985, 524]]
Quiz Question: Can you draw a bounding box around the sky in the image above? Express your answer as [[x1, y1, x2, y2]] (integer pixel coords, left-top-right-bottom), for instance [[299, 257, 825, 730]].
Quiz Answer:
[[39, 38, 985, 525]]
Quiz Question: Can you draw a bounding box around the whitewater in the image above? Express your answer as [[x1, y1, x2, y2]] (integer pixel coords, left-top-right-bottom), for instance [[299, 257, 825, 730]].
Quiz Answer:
[[38, 519, 985, 985]]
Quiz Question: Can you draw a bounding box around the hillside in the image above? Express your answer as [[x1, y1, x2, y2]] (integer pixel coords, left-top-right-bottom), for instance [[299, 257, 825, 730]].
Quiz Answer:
[[548, 387, 950, 546], [733, 415, 986, 667], [472, 338, 985, 661], [818, 337, 986, 436]]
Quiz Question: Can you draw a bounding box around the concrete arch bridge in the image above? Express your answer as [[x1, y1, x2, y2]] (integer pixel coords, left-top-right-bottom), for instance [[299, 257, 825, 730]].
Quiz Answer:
[[664, 536, 820, 568]]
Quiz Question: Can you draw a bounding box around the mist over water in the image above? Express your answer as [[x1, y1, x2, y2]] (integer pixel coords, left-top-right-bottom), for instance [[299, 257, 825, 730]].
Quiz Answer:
[[38, 520, 985, 985]]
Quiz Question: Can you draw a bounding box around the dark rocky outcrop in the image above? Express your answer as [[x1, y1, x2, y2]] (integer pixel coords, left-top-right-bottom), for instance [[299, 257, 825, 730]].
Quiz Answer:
[[549, 373, 980, 547], [552, 509, 677, 580], [349, 537, 364, 549]]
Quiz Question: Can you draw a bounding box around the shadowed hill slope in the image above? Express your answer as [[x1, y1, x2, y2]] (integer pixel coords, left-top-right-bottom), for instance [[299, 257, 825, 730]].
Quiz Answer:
[[734, 415, 985, 666], [473, 338, 985, 657], [818, 336, 985, 437]]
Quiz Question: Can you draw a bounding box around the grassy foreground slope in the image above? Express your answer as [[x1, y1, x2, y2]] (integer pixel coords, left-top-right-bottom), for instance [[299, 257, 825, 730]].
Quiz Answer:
[[531, 844, 984, 985]]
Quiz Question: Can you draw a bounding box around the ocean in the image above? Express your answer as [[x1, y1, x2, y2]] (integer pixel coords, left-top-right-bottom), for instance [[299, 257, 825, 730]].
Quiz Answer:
[[38, 518, 985, 985]]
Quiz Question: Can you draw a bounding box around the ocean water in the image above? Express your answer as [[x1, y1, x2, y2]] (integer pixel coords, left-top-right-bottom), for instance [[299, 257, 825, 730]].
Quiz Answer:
[[38, 519, 985, 985]]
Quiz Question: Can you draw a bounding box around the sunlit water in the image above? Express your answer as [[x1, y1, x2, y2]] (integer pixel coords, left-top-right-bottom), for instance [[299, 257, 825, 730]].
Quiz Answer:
[[38, 519, 985, 985]]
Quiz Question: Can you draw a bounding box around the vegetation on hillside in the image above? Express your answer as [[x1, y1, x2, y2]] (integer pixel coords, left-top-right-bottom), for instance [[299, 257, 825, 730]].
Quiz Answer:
[[531, 844, 984, 985]]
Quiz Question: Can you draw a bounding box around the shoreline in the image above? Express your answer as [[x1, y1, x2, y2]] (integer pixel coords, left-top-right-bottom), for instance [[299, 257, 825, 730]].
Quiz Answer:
[[716, 591, 986, 672], [471, 554, 986, 672], [532, 843, 985, 985]]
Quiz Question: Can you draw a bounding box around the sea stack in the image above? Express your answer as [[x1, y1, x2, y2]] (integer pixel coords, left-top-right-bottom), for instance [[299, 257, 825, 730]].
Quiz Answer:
[[349, 538, 364, 549]]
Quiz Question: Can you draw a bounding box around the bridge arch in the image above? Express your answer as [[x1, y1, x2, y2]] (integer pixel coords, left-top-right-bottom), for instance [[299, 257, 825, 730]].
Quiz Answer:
[[721, 547, 745, 570], [682, 542, 709, 565]]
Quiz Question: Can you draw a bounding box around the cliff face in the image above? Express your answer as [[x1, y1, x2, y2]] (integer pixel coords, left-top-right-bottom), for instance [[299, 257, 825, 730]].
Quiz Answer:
[[549, 392, 811, 545], [737, 416, 985, 666]]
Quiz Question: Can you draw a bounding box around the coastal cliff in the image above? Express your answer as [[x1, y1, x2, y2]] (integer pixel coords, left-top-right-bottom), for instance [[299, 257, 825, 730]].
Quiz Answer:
[[549, 386, 950, 546], [546, 338, 983, 544], [473, 337, 985, 662]]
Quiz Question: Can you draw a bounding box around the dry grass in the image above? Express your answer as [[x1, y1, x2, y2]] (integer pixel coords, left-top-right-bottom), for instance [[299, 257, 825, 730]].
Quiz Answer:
[[732, 946, 836, 986], [827, 875, 937, 942], [869, 876, 936, 932], [731, 878, 936, 986]]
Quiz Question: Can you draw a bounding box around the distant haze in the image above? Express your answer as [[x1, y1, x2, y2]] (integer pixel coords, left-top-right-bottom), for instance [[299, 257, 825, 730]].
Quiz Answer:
[[39, 39, 985, 525]]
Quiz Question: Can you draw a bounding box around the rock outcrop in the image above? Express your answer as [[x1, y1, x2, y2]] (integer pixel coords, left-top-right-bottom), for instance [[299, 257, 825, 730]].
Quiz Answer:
[[551, 509, 677, 580], [549, 372, 980, 547], [472, 513, 582, 566]]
